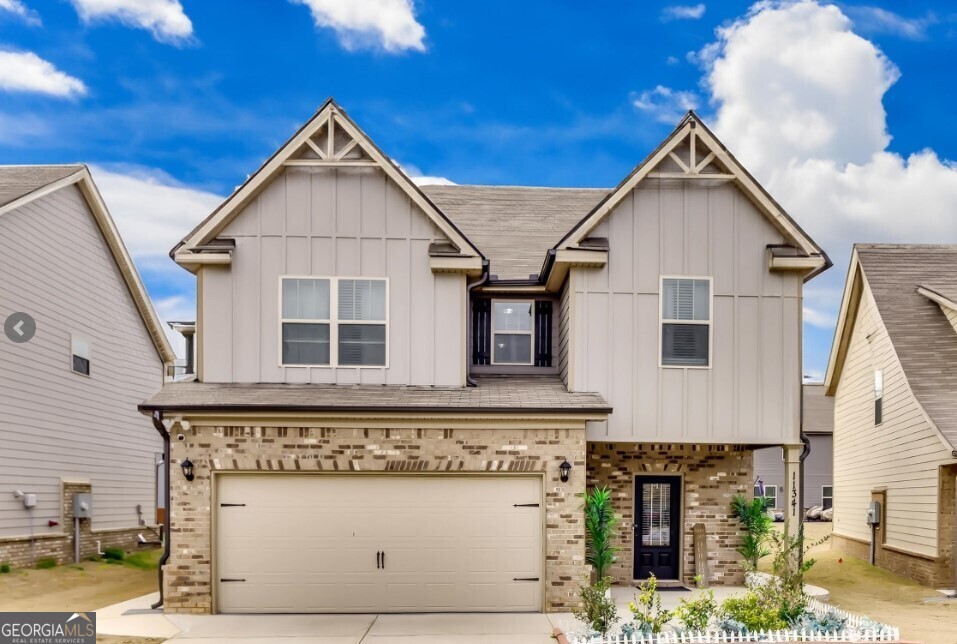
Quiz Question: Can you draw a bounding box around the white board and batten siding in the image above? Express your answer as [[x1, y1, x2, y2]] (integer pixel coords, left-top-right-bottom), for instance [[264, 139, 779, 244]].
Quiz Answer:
[[833, 281, 955, 557], [0, 186, 163, 538], [200, 167, 466, 386], [570, 181, 802, 445]]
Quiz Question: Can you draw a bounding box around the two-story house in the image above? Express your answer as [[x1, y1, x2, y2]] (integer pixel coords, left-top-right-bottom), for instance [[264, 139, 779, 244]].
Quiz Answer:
[[0, 165, 173, 567], [141, 99, 828, 615]]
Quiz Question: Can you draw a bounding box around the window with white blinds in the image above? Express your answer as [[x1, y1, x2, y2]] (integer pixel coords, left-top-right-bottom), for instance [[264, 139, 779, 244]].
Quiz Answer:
[[660, 277, 711, 367], [281, 277, 387, 367]]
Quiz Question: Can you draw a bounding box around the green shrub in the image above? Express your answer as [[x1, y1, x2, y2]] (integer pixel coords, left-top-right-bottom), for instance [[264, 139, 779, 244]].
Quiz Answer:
[[122, 549, 160, 570], [0, 563, 10, 573], [102, 547, 125, 561], [730, 494, 773, 569], [583, 486, 619, 583], [719, 593, 787, 631], [572, 577, 618, 637], [673, 588, 718, 632], [35, 557, 57, 569], [756, 528, 829, 622], [627, 575, 672, 635]]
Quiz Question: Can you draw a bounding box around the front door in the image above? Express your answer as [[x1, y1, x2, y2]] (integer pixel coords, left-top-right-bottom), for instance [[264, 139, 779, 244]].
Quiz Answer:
[[633, 476, 681, 580]]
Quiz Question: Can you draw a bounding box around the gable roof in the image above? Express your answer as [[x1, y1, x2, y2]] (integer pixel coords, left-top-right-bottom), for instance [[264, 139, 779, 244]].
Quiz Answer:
[[421, 185, 608, 280], [173, 98, 482, 268], [0, 164, 175, 366], [825, 244, 957, 453], [553, 112, 830, 281]]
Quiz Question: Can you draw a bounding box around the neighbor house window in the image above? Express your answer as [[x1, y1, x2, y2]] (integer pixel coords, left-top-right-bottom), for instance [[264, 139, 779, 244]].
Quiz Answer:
[[492, 301, 533, 365], [755, 484, 777, 509], [71, 336, 91, 376], [874, 369, 883, 426], [661, 277, 711, 367], [822, 485, 833, 510], [281, 277, 387, 367]]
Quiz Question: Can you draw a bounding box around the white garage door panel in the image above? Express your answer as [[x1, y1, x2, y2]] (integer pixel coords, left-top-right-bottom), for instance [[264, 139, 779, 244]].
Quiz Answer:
[[215, 475, 543, 613]]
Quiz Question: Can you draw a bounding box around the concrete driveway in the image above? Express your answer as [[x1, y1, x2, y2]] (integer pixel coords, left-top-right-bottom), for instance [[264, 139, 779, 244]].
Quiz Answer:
[[97, 594, 559, 643]]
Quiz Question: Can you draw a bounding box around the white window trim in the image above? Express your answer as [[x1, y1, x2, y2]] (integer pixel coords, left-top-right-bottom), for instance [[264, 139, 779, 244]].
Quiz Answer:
[[822, 485, 833, 507], [658, 275, 713, 369], [755, 484, 778, 510], [278, 276, 390, 369], [71, 334, 92, 377], [490, 299, 535, 366], [874, 368, 884, 426]]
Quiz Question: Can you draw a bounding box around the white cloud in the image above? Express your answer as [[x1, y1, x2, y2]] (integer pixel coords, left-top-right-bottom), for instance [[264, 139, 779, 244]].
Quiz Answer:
[[291, 0, 426, 53], [89, 164, 222, 263], [69, 0, 193, 45], [845, 6, 936, 40], [0, 51, 86, 98], [397, 162, 455, 186], [696, 1, 957, 358], [662, 4, 706, 21], [632, 85, 698, 124], [152, 294, 193, 359], [0, 0, 40, 25]]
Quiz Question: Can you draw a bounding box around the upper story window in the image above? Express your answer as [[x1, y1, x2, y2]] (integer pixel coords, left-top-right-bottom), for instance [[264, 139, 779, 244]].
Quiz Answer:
[[280, 277, 387, 367], [71, 335, 91, 376], [660, 277, 711, 367], [874, 369, 883, 425], [492, 301, 533, 365]]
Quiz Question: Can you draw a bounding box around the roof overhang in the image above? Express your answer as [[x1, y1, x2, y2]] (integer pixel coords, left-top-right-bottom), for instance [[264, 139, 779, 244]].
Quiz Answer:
[[824, 249, 864, 396], [917, 285, 957, 313]]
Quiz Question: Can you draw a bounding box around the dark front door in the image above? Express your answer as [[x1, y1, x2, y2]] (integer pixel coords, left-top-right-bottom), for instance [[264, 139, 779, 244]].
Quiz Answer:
[[633, 476, 681, 580]]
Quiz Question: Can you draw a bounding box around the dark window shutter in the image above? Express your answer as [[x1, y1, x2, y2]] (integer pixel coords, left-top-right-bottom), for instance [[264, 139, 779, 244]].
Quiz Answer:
[[472, 298, 491, 365], [534, 301, 552, 367]]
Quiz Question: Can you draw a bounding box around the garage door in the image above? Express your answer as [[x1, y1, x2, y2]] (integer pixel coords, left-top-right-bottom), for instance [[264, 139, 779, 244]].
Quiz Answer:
[[215, 474, 543, 613]]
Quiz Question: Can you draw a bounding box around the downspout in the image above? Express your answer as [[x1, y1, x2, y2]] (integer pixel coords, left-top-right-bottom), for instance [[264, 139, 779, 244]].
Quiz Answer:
[[798, 380, 812, 567], [465, 260, 490, 387], [150, 411, 170, 610]]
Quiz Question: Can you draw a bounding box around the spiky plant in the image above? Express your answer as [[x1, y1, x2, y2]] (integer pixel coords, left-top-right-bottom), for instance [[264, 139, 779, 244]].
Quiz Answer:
[[584, 486, 620, 582]]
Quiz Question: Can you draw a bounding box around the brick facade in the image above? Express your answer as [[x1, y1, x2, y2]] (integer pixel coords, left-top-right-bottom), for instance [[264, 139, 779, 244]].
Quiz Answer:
[[0, 481, 156, 568], [165, 422, 587, 614], [831, 465, 956, 589], [586, 442, 753, 587]]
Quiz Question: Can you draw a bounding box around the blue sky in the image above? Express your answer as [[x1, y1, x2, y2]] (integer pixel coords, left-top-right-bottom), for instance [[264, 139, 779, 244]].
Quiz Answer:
[[2, 0, 957, 376]]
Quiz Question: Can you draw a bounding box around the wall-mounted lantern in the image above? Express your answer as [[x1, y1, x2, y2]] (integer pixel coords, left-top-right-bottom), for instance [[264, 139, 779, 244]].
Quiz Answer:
[[181, 457, 195, 482], [559, 459, 572, 483]]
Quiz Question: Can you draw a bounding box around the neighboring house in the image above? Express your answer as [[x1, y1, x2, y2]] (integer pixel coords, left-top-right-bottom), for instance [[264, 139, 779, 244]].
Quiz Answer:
[[0, 165, 174, 567], [826, 244, 957, 589], [753, 384, 834, 511], [142, 99, 828, 615]]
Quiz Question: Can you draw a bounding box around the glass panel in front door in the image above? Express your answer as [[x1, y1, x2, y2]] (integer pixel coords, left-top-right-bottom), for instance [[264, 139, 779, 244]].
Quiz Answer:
[[641, 482, 671, 547]]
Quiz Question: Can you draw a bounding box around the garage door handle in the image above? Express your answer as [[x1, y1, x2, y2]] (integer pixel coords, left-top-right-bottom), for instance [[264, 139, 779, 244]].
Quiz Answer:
[[220, 578, 246, 582], [376, 551, 382, 569], [513, 577, 540, 581], [513, 503, 540, 507], [382, 551, 386, 569]]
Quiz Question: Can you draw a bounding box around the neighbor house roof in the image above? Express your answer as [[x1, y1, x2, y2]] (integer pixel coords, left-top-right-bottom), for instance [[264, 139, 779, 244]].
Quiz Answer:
[[826, 244, 957, 453], [140, 376, 611, 414], [0, 164, 175, 366], [802, 384, 833, 435], [422, 185, 608, 280]]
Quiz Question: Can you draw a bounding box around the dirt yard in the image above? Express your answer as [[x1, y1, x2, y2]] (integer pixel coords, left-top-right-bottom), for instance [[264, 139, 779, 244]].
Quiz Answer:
[[0, 549, 164, 644], [771, 522, 957, 644]]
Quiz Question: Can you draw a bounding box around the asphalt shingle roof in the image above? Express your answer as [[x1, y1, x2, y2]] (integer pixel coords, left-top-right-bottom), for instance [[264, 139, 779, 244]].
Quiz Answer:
[[802, 384, 833, 435], [0, 165, 83, 209], [857, 244, 957, 451], [421, 185, 609, 281], [140, 376, 611, 414]]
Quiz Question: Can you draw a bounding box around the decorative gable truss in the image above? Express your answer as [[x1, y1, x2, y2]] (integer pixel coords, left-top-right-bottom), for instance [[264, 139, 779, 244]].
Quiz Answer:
[[917, 285, 957, 336], [551, 112, 830, 283], [173, 99, 484, 275]]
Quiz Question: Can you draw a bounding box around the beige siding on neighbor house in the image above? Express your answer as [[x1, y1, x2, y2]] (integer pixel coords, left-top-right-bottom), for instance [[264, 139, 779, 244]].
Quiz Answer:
[[571, 180, 802, 444], [833, 279, 954, 557], [0, 186, 163, 537], [199, 167, 465, 385]]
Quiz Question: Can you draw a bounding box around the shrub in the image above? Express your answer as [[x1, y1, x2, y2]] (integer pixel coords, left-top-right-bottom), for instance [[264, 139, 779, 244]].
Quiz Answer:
[[0, 563, 10, 574], [583, 486, 619, 583], [627, 575, 672, 635], [35, 558, 57, 569], [791, 608, 847, 632], [572, 577, 618, 637], [673, 588, 718, 632], [756, 528, 829, 622], [102, 547, 125, 561], [719, 593, 787, 631], [730, 494, 772, 569]]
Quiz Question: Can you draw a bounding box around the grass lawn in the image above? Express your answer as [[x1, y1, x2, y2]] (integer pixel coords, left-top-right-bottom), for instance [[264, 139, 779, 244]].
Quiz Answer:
[[766, 522, 957, 644], [0, 548, 166, 644]]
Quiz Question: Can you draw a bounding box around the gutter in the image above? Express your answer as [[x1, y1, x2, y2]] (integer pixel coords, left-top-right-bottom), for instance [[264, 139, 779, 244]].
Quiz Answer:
[[150, 411, 170, 610], [138, 403, 613, 415], [465, 260, 490, 387]]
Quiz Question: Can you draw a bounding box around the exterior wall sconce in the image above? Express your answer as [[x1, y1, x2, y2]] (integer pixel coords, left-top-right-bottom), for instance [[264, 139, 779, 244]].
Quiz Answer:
[[181, 457, 195, 482], [559, 459, 572, 483]]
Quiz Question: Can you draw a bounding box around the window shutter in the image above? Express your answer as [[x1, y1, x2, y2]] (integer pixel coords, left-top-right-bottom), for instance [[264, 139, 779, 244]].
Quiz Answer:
[[534, 301, 552, 367], [472, 298, 491, 365]]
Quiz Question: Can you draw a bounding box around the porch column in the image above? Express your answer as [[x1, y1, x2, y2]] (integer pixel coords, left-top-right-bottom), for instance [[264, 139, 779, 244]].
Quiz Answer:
[[783, 444, 803, 537]]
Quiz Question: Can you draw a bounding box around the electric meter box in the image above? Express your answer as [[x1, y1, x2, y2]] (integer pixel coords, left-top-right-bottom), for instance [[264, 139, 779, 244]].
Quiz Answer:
[[866, 500, 881, 525], [73, 493, 93, 519], [23, 493, 37, 509]]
